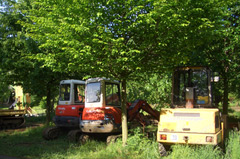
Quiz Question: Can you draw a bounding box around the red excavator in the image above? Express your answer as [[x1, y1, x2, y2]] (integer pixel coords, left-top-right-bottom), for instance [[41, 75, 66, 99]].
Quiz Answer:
[[43, 79, 85, 140], [43, 78, 159, 142], [79, 77, 160, 143]]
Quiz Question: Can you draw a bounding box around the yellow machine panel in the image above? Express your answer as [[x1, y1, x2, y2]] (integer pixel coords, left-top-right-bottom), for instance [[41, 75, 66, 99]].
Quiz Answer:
[[159, 108, 219, 133], [14, 86, 31, 105], [157, 108, 223, 145], [157, 131, 222, 145]]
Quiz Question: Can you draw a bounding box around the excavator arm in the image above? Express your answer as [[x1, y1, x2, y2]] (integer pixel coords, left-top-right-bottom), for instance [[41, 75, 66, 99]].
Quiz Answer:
[[127, 99, 160, 126]]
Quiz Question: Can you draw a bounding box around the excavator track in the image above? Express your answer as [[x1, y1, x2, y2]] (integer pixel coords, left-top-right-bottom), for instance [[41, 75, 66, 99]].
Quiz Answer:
[[0, 109, 26, 130], [0, 116, 25, 129], [67, 129, 82, 142], [106, 134, 122, 145], [42, 126, 61, 140]]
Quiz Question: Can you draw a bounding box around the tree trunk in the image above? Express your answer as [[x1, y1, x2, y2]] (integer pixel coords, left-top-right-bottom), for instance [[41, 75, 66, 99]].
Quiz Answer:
[[222, 38, 230, 129], [222, 37, 230, 115], [45, 84, 52, 125], [222, 72, 229, 115], [121, 79, 128, 146]]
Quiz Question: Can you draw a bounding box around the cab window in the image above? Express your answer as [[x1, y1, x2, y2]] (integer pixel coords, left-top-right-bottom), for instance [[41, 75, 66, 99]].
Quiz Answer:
[[173, 68, 209, 106], [105, 83, 120, 106], [86, 82, 101, 103], [59, 84, 70, 101], [74, 84, 85, 103]]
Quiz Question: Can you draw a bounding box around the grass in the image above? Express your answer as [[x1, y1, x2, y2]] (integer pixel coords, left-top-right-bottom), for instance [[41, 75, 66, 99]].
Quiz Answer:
[[224, 131, 240, 159], [1, 121, 240, 159], [166, 131, 240, 159], [1, 95, 240, 159], [0, 126, 76, 159], [229, 94, 240, 107], [0, 126, 160, 159], [167, 145, 223, 159]]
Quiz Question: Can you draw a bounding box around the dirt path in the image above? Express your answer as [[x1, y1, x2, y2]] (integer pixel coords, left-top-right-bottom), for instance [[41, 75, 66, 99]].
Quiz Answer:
[[0, 123, 43, 134]]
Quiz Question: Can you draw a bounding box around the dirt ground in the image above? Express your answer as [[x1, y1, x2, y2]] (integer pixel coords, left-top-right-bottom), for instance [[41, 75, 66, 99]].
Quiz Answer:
[[1, 123, 43, 134]]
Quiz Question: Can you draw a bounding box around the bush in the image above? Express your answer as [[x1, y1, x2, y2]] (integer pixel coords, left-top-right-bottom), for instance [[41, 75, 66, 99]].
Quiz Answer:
[[168, 145, 223, 159], [225, 130, 240, 159], [97, 128, 160, 159], [39, 97, 47, 109]]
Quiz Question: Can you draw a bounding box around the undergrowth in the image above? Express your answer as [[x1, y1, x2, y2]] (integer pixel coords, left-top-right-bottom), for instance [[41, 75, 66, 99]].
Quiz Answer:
[[225, 131, 240, 159], [0, 126, 240, 159]]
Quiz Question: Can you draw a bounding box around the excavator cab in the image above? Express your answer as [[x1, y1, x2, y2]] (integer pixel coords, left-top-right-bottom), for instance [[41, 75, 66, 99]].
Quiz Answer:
[[53, 80, 85, 128], [81, 78, 122, 133], [80, 77, 160, 144], [157, 67, 224, 156], [43, 79, 85, 140], [85, 78, 121, 108]]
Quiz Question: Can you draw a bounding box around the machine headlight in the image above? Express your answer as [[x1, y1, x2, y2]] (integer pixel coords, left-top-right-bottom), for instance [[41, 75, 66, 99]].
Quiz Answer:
[[160, 134, 167, 140], [206, 136, 214, 142]]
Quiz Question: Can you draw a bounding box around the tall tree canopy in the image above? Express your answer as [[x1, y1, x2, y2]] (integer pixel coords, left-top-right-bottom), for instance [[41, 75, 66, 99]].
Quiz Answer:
[[20, 0, 237, 143], [0, 0, 86, 124], [0, 0, 237, 144], [184, 1, 240, 115], [23, 0, 227, 75]]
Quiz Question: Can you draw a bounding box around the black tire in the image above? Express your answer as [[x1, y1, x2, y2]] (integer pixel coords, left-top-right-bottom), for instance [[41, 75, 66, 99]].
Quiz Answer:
[[158, 143, 167, 156]]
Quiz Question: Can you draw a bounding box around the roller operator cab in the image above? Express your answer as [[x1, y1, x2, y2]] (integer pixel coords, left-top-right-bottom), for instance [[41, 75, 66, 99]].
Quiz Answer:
[[157, 67, 224, 156], [53, 80, 85, 128], [80, 78, 122, 133], [172, 66, 213, 108]]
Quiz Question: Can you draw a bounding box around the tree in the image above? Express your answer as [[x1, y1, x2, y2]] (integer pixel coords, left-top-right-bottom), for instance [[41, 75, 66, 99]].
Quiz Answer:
[[0, 74, 12, 104], [127, 73, 172, 109], [219, 1, 240, 115], [0, 0, 86, 124], [22, 0, 159, 145], [187, 0, 240, 116], [22, 0, 231, 144]]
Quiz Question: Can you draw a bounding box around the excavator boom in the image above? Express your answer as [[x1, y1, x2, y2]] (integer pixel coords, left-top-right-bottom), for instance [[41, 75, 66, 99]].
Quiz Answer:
[[128, 99, 160, 124]]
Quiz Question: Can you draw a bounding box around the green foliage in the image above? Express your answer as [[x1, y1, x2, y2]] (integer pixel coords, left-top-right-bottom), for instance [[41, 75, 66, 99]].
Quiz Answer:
[[1, 0, 240, 146], [1, 0, 87, 124], [225, 131, 240, 159], [0, 79, 11, 104], [1, 123, 240, 159], [21, 0, 229, 79], [127, 73, 172, 109], [0, 125, 159, 159], [39, 97, 46, 109], [168, 145, 223, 159], [124, 128, 159, 159]]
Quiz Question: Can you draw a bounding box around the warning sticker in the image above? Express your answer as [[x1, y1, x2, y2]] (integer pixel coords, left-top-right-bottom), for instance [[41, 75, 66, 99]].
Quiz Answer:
[[171, 134, 178, 142]]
